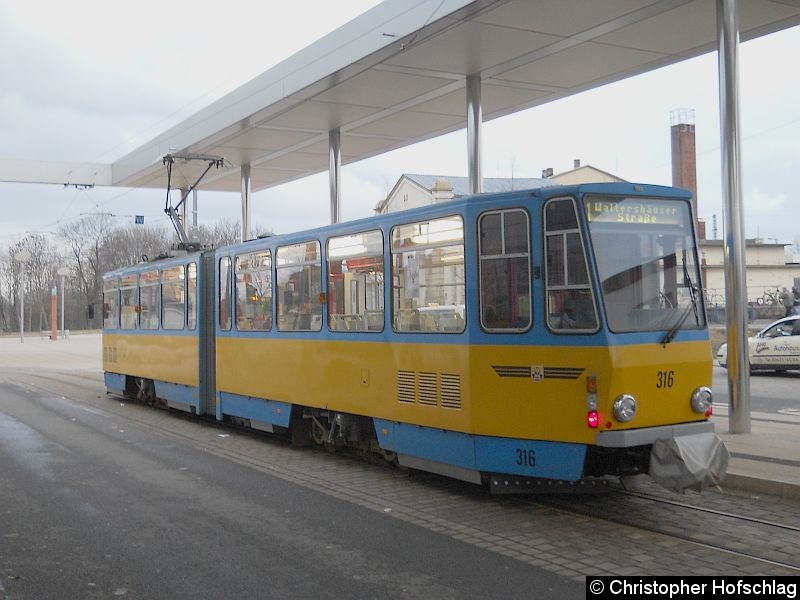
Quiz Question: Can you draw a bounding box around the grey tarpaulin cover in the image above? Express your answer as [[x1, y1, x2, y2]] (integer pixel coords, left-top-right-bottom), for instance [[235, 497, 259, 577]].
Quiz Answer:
[[649, 432, 730, 492]]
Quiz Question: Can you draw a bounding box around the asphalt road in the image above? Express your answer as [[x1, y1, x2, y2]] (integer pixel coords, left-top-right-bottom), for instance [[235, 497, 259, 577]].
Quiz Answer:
[[0, 375, 579, 600], [712, 365, 800, 415]]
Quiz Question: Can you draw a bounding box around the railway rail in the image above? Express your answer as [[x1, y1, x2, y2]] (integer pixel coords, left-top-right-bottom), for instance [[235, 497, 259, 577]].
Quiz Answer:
[[528, 485, 800, 572]]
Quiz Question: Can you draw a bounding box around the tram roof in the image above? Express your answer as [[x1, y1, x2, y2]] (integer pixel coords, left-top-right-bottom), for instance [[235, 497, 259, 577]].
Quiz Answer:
[[109, 0, 800, 193]]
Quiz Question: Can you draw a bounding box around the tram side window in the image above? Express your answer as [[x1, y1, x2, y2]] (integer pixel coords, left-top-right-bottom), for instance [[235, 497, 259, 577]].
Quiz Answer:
[[120, 274, 137, 330], [479, 209, 531, 331], [544, 199, 598, 332], [103, 279, 119, 330], [236, 250, 272, 331], [391, 216, 465, 333], [187, 262, 197, 330], [219, 257, 232, 331], [276, 242, 322, 331], [139, 270, 160, 330], [327, 230, 384, 332], [161, 265, 185, 330]]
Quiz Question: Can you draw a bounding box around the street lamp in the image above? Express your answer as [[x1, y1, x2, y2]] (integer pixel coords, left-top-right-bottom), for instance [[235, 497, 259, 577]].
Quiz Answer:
[[13, 250, 31, 343], [57, 267, 71, 339]]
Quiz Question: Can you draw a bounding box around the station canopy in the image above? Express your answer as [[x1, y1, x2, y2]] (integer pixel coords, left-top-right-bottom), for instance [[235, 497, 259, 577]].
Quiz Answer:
[[111, 0, 800, 193]]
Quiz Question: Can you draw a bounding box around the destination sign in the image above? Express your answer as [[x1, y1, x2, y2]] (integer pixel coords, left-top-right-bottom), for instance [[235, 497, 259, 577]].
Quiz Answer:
[[584, 197, 685, 226]]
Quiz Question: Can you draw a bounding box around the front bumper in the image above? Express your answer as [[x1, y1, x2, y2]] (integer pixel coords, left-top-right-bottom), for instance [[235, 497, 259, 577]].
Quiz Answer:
[[595, 420, 715, 448]]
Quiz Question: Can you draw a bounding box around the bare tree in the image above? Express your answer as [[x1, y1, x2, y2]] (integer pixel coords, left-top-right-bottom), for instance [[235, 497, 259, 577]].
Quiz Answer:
[[2, 235, 59, 333], [59, 215, 116, 328], [100, 223, 171, 268], [193, 219, 242, 248]]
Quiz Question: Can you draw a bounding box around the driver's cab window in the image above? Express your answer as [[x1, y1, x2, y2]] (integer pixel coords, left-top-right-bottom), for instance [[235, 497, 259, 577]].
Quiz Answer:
[[544, 198, 598, 332]]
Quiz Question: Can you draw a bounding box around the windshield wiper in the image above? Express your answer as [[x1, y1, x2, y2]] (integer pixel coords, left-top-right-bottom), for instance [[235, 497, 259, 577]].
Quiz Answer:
[[661, 253, 699, 346], [661, 303, 693, 345]]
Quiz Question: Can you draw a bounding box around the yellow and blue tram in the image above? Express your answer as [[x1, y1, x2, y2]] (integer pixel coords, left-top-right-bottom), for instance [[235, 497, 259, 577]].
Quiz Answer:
[[102, 182, 726, 492]]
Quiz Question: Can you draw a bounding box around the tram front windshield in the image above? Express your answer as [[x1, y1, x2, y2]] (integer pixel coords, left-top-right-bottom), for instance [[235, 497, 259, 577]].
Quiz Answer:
[[584, 196, 704, 334]]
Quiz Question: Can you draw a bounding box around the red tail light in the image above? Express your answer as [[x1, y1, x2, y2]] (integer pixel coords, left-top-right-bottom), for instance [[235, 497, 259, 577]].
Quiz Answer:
[[587, 410, 599, 428]]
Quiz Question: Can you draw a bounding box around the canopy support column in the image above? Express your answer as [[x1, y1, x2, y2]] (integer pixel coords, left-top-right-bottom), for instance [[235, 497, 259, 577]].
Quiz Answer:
[[241, 163, 251, 243], [329, 129, 341, 224], [466, 74, 483, 195], [717, 0, 750, 433]]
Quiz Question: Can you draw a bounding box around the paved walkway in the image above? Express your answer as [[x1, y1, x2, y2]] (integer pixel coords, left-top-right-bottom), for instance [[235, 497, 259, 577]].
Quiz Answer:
[[712, 408, 800, 499], [1, 332, 797, 499]]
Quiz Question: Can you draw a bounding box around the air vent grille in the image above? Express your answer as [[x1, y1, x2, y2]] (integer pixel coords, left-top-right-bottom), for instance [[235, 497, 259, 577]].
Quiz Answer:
[[397, 370, 415, 403], [440, 373, 462, 409], [418, 372, 438, 406], [396, 370, 462, 410]]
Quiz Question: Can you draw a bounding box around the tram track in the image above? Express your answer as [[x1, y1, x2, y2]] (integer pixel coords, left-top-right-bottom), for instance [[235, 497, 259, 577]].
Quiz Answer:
[[614, 488, 800, 534], [529, 490, 800, 572]]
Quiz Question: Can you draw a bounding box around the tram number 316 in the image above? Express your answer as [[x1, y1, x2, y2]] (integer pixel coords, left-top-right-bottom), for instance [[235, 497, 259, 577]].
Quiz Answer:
[[656, 370, 675, 388], [515, 448, 536, 468]]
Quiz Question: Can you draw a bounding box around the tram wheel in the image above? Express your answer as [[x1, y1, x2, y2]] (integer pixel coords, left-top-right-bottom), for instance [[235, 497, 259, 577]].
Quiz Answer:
[[381, 449, 398, 464], [135, 378, 156, 405]]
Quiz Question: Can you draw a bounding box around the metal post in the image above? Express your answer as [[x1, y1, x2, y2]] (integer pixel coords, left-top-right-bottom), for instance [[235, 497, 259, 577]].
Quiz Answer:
[[60, 274, 66, 338], [192, 189, 198, 228], [466, 74, 483, 195], [20, 268, 25, 344], [57, 267, 70, 339], [241, 164, 251, 242], [180, 187, 189, 231], [50, 286, 57, 341], [717, 0, 750, 433], [14, 251, 30, 343], [329, 129, 341, 224]]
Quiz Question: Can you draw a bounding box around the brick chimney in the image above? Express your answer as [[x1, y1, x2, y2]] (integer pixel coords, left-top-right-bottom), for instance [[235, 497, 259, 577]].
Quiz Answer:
[[670, 109, 705, 239]]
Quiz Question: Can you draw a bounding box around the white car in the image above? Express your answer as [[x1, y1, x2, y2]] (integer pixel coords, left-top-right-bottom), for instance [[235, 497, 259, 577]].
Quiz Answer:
[[716, 315, 800, 372]]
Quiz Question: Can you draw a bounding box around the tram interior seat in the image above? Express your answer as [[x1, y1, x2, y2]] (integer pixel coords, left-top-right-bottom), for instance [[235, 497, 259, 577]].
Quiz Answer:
[[395, 309, 419, 331], [341, 315, 362, 330], [366, 311, 383, 331], [438, 312, 464, 332]]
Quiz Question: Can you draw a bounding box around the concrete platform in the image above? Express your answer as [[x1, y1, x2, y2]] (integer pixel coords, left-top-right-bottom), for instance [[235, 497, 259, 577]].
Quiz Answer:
[[712, 408, 800, 500]]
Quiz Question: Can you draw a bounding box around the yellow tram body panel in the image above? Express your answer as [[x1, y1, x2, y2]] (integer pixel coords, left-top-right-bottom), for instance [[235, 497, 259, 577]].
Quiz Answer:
[[605, 340, 713, 427], [216, 337, 711, 444], [103, 333, 198, 387]]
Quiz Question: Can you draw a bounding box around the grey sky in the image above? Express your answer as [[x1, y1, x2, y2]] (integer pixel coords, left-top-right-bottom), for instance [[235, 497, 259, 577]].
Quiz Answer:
[[1, 1, 799, 251]]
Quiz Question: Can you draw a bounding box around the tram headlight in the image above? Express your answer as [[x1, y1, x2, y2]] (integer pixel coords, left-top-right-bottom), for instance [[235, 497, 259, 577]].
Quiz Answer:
[[612, 394, 637, 422], [691, 386, 713, 414]]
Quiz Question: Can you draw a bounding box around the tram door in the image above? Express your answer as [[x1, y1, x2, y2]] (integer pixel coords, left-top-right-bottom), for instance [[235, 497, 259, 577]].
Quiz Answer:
[[199, 251, 217, 417]]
